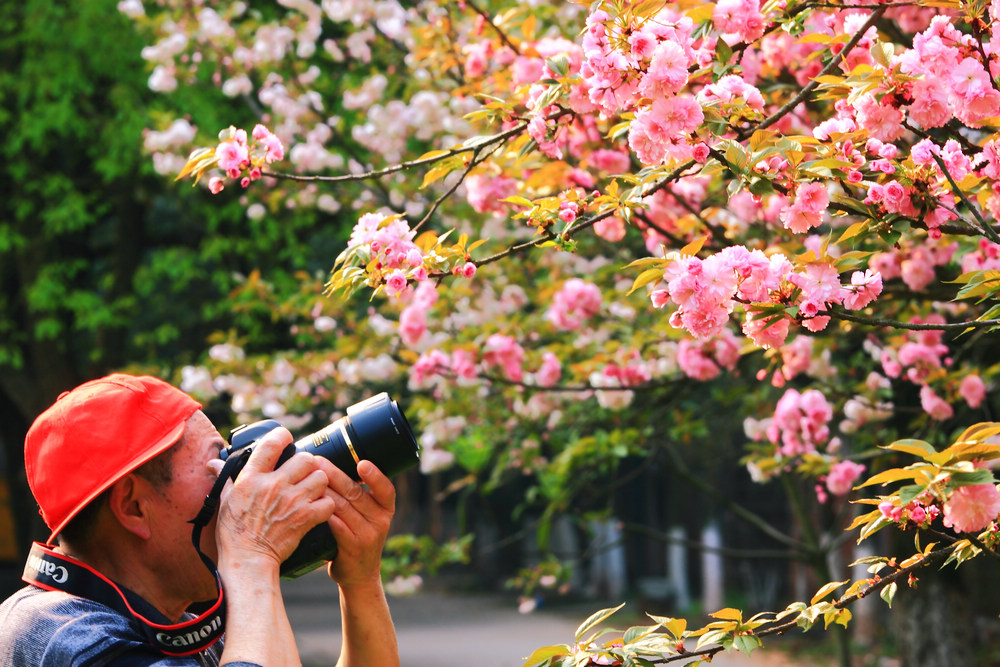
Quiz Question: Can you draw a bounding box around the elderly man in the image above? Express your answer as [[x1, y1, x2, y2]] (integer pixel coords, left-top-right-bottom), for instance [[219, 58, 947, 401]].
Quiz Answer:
[[0, 373, 400, 666]]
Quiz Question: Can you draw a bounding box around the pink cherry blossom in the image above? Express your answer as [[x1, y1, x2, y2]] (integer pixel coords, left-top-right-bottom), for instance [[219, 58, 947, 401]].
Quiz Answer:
[[410, 349, 451, 387], [547, 278, 602, 331], [482, 334, 525, 382], [398, 306, 427, 347], [919, 384, 954, 421], [766, 387, 833, 457], [943, 483, 1000, 534], [959, 374, 987, 408], [535, 351, 562, 387], [841, 269, 883, 310], [713, 0, 767, 43], [779, 182, 828, 234], [465, 174, 518, 214], [216, 140, 248, 172], [677, 331, 740, 381], [594, 216, 626, 241], [826, 460, 866, 496], [384, 270, 408, 297]]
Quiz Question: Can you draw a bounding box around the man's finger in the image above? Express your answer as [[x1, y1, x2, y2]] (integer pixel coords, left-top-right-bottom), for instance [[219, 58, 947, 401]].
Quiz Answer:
[[356, 460, 396, 511], [239, 427, 294, 474]]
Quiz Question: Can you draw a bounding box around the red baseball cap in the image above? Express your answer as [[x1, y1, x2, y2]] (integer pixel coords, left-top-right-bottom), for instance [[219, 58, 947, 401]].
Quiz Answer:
[[25, 373, 202, 542]]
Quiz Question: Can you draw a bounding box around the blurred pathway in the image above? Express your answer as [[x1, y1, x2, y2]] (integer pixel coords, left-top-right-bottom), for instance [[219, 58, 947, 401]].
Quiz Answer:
[[281, 571, 811, 667]]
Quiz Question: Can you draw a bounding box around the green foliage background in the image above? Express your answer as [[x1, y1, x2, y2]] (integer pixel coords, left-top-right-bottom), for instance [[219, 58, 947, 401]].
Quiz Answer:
[[0, 0, 354, 556]]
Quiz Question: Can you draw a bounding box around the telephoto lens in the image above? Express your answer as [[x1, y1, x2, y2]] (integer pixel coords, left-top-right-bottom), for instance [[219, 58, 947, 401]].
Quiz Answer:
[[221, 392, 420, 578], [294, 393, 420, 480]]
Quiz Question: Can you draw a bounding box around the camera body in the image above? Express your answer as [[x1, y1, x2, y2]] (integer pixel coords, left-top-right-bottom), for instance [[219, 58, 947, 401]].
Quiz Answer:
[[221, 392, 420, 578]]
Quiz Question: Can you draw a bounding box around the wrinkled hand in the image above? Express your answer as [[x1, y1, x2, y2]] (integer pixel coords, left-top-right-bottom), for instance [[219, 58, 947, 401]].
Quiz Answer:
[[211, 427, 338, 567], [319, 459, 396, 587]]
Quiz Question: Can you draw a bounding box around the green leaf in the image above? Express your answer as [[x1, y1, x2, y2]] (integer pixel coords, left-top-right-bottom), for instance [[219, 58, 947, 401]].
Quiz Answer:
[[723, 140, 749, 174], [748, 177, 775, 196], [733, 634, 761, 657], [811, 580, 848, 604], [882, 439, 937, 460], [949, 469, 997, 487], [856, 467, 922, 488], [695, 628, 731, 650], [523, 645, 570, 667], [880, 581, 898, 608], [575, 604, 626, 641], [624, 624, 659, 644], [898, 484, 927, 505]]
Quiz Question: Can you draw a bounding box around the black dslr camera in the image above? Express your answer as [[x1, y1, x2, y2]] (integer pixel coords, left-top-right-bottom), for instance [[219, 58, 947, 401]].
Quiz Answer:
[[221, 392, 420, 578]]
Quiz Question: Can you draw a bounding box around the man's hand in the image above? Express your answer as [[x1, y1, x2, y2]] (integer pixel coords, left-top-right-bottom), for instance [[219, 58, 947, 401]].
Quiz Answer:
[[318, 459, 396, 587], [214, 427, 338, 566]]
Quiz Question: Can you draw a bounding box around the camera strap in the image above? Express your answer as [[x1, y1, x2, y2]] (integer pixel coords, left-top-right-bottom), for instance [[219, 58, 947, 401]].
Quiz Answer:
[[22, 542, 226, 656], [187, 446, 253, 563]]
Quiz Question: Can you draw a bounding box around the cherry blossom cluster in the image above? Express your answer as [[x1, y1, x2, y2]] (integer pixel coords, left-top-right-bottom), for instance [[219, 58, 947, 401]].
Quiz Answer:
[[546, 279, 602, 331], [582, 8, 705, 166], [398, 282, 438, 348], [873, 319, 987, 422], [347, 212, 427, 297], [209, 124, 285, 194], [764, 388, 834, 459], [878, 495, 942, 529], [649, 246, 883, 348], [879, 476, 1000, 536], [589, 354, 653, 410], [824, 460, 866, 497], [676, 330, 741, 381]]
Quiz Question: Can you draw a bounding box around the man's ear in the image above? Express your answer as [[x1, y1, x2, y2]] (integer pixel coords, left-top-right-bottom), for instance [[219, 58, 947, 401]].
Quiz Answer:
[[107, 474, 154, 541]]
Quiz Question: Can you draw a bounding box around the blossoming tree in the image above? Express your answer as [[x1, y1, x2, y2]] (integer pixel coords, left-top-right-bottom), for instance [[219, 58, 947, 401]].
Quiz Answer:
[[127, 0, 1000, 663]]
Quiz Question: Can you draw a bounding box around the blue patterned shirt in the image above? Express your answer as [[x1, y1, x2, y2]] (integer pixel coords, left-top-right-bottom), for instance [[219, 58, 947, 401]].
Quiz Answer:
[[0, 586, 262, 667]]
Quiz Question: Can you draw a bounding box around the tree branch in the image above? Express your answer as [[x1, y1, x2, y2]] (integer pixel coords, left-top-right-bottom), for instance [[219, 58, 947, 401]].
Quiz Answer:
[[465, 0, 521, 55], [932, 153, 1000, 244], [650, 541, 963, 664], [262, 122, 529, 184], [828, 310, 1000, 331], [744, 5, 888, 137], [661, 440, 806, 551]]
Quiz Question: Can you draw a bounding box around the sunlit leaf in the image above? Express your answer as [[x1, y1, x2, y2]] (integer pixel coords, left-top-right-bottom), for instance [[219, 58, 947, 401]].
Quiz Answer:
[[708, 608, 743, 621], [575, 604, 626, 641], [811, 580, 848, 605]]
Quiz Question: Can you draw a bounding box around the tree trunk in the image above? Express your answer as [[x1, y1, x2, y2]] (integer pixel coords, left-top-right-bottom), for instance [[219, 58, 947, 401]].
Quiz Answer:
[[890, 572, 976, 667]]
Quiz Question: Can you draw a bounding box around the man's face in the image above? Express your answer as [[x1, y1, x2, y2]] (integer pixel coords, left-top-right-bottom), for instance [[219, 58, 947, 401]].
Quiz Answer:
[[147, 410, 227, 602]]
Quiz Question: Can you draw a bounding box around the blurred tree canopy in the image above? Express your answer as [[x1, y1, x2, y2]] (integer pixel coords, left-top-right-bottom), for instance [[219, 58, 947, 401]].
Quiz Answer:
[[0, 0, 353, 555]]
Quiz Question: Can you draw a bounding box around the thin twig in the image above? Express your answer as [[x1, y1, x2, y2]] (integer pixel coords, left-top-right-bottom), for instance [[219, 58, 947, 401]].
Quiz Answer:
[[744, 5, 888, 137], [828, 310, 1000, 331], [648, 542, 962, 664], [661, 440, 806, 551], [262, 122, 528, 184], [932, 153, 1000, 244], [465, 0, 521, 55]]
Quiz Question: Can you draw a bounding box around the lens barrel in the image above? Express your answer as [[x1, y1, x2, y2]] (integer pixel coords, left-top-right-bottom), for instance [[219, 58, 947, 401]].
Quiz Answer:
[[295, 393, 419, 480]]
